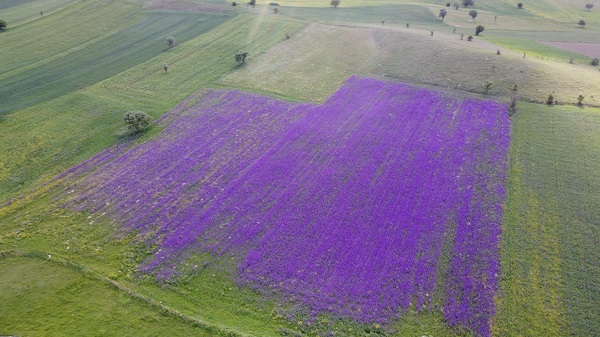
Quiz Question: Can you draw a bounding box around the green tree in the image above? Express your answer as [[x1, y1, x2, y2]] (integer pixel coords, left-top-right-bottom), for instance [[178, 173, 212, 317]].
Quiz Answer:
[[517, 3, 523, 9], [475, 24, 485, 35], [330, 0, 340, 8], [0, 20, 7, 30], [235, 51, 249, 63], [439, 9, 448, 21], [578, 19, 586, 27], [124, 111, 152, 133], [469, 9, 478, 21], [585, 3, 593, 11], [462, 0, 474, 8], [166, 36, 175, 48]]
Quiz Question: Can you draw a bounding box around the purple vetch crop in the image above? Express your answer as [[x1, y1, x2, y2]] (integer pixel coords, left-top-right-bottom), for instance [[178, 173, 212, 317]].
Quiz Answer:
[[59, 76, 510, 336]]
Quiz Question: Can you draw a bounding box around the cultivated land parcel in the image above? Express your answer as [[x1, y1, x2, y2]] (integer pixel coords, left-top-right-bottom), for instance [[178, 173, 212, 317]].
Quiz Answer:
[[0, 1, 598, 337]]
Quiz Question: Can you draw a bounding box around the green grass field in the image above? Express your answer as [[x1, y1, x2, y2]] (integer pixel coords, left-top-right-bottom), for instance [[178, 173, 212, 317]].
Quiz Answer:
[[1, 0, 599, 336], [496, 103, 600, 337]]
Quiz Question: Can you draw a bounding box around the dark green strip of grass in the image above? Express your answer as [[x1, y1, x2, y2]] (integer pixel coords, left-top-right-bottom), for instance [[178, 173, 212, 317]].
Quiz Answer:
[[0, 0, 37, 10], [0, 11, 232, 114]]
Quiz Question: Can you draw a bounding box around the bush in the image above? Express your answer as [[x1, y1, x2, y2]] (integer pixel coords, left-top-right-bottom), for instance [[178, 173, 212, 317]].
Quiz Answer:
[[0, 20, 7, 30], [475, 25, 485, 35], [517, 2, 523, 9], [235, 51, 249, 63], [546, 94, 554, 105], [592, 57, 599, 66], [124, 111, 152, 133]]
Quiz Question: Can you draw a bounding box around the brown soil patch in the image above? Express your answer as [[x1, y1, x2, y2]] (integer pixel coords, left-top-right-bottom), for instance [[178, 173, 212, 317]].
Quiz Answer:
[[541, 41, 600, 59], [144, 0, 231, 13]]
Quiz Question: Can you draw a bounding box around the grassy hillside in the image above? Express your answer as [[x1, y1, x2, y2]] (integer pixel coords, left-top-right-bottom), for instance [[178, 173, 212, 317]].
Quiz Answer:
[[0, 9, 305, 202]]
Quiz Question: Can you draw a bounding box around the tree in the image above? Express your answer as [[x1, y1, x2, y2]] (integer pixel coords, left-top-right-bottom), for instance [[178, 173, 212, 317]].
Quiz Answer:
[[475, 24, 485, 35], [578, 95, 585, 106], [163, 63, 169, 73], [439, 9, 448, 21], [330, 0, 340, 8], [462, 0, 474, 8], [469, 9, 478, 21], [248, 0, 256, 5], [585, 3, 594, 11], [235, 51, 249, 63], [467, 35, 473, 41], [166, 36, 175, 48], [0, 20, 7, 30], [517, 2, 523, 9], [124, 111, 152, 133], [273, 7, 278, 13], [507, 96, 518, 117], [578, 19, 586, 27], [592, 57, 599, 66], [546, 94, 554, 105], [446, 3, 451, 7], [454, 3, 460, 9]]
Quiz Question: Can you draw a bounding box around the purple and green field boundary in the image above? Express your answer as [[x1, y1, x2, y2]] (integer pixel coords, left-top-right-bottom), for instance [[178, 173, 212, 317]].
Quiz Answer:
[[58, 76, 510, 336]]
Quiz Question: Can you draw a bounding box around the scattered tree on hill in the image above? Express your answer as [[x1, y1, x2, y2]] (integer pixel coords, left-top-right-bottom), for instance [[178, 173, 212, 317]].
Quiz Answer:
[[467, 35, 473, 41], [235, 51, 249, 63], [330, 0, 340, 8], [484, 81, 493, 93], [406, 22, 410, 28], [475, 24, 485, 35], [124, 111, 152, 134], [248, 0, 256, 6], [592, 57, 599, 66], [546, 94, 554, 105], [585, 3, 594, 11], [446, 3, 451, 7], [0, 20, 7, 31], [462, 0, 474, 8], [517, 2, 523, 9], [578, 95, 585, 106], [166, 36, 175, 48], [163, 63, 169, 73], [439, 8, 448, 21], [40, 11, 43, 16], [578, 19, 586, 27], [454, 3, 460, 9], [507, 96, 518, 117], [232, 2, 237, 6], [273, 7, 278, 13], [469, 9, 478, 21], [497, 49, 501, 55]]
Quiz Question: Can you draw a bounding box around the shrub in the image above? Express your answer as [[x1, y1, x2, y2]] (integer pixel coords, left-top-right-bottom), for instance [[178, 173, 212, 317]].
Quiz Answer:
[[124, 111, 152, 133], [546, 94, 554, 105], [517, 2, 523, 9], [592, 57, 599, 66], [235, 51, 249, 63], [0, 20, 7, 30], [475, 25, 485, 35], [166, 36, 175, 48]]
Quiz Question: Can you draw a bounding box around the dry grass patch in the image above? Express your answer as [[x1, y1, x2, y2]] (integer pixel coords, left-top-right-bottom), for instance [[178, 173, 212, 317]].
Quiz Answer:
[[541, 41, 600, 59]]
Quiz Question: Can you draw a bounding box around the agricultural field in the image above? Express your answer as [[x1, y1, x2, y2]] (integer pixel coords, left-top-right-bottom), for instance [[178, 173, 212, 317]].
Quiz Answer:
[[0, 0, 599, 336]]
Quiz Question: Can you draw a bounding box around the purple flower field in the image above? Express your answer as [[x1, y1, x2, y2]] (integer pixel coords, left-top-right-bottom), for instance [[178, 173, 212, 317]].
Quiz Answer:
[[60, 76, 510, 336]]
